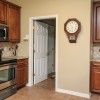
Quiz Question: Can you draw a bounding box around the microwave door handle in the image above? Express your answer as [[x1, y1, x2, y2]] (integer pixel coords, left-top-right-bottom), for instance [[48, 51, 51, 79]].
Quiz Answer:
[[4, 28, 6, 39]]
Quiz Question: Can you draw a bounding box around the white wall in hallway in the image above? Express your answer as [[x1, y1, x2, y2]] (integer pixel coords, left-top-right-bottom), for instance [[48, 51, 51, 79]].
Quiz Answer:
[[48, 26, 55, 74]]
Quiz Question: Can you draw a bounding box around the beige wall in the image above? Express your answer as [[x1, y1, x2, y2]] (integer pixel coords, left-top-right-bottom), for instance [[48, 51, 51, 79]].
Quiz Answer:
[[7, 0, 91, 94]]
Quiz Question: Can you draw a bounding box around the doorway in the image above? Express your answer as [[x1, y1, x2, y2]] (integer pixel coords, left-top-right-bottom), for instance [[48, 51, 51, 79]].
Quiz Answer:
[[33, 19, 56, 85], [28, 15, 58, 91]]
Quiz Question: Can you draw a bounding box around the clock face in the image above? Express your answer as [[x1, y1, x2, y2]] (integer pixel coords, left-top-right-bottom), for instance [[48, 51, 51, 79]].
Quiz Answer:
[[66, 21, 79, 33]]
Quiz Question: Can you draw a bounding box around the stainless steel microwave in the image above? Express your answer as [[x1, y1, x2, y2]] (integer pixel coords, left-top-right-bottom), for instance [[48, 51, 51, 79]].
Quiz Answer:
[[0, 24, 9, 42]]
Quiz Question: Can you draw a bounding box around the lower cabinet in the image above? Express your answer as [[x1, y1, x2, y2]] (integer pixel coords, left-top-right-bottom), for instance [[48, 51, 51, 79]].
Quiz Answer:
[[91, 61, 100, 93], [17, 58, 28, 88]]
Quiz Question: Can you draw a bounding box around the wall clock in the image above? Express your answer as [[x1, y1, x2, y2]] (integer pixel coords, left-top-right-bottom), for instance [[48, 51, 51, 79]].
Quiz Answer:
[[64, 18, 81, 43]]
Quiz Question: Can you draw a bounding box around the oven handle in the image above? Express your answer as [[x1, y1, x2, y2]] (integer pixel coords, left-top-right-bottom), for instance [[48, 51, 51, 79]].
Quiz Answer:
[[0, 64, 17, 71], [3, 28, 6, 39], [0, 63, 17, 67]]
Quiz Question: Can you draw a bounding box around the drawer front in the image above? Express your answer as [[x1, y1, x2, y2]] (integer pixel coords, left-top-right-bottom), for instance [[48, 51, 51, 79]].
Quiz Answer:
[[17, 59, 28, 68], [17, 59, 28, 65], [92, 61, 100, 68]]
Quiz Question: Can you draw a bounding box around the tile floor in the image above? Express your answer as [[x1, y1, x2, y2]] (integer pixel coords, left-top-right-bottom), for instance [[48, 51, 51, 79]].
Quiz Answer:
[[5, 78, 100, 100]]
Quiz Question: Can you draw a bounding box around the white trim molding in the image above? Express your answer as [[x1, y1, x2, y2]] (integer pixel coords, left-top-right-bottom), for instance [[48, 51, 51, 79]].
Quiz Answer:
[[28, 15, 58, 91], [56, 88, 90, 98], [27, 17, 34, 86]]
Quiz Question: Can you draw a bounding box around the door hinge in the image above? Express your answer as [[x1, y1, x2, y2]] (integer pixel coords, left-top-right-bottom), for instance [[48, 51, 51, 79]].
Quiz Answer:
[[47, 52, 49, 56], [34, 49, 35, 53], [33, 26, 35, 30], [33, 73, 35, 76]]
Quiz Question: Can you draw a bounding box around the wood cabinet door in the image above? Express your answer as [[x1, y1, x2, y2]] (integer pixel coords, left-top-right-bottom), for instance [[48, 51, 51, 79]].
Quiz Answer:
[[7, 4, 20, 42], [91, 67, 100, 92], [93, 2, 100, 42], [23, 67, 28, 84], [17, 67, 28, 88], [0, 0, 7, 24], [17, 68, 24, 88], [17, 68, 21, 88], [17, 59, 28, 88]]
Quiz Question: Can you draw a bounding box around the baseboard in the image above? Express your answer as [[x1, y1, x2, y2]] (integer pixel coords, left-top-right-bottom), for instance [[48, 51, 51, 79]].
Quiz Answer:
[[26, 82, 33, 87], [56, 88, 90, 98]]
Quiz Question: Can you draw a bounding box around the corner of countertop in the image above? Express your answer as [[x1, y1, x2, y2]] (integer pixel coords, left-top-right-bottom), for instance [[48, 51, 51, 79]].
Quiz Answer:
[[3, 56, 29, 60], [90, 57, 100, 62]]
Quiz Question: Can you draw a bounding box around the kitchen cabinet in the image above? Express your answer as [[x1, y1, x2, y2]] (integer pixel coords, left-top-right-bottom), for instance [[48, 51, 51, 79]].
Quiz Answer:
[[7, 3, 21, 42], [17, 58, 28, 88], [0, 0, 7, 24], [0, 0, 21, 42], [93, 2, 100, 42], [90, 61, 100, 93]]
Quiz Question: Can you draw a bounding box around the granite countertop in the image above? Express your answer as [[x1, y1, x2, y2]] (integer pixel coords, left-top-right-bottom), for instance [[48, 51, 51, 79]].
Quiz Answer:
[[15, 56, 28, 60], [91, 57, 100, 62], [3, 56, 28, 60]]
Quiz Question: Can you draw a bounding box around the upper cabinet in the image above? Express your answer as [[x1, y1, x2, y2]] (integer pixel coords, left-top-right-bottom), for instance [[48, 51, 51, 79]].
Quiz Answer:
[[93, 2, 100, 42], [7, 3, 21, 42], [0, 0, 21, 43], [0, 0, 7, 24]]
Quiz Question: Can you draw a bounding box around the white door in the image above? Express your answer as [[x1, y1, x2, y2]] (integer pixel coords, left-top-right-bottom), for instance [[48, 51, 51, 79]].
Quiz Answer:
[[34, 21, 48, 84]]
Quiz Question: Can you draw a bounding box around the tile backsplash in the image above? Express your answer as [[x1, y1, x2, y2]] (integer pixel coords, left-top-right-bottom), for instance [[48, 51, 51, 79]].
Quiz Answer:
[[0, 42, 18, 57], [92, 44, 100, 58]]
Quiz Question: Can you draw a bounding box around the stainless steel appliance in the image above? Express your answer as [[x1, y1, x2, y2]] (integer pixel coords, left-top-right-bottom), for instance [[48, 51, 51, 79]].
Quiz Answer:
[[0, 58, 17, 100], [0, 24, 9, 42]]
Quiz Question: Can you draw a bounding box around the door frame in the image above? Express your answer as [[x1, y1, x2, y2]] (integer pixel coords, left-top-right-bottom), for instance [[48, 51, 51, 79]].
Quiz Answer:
[[28, 15, 58, 91]]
